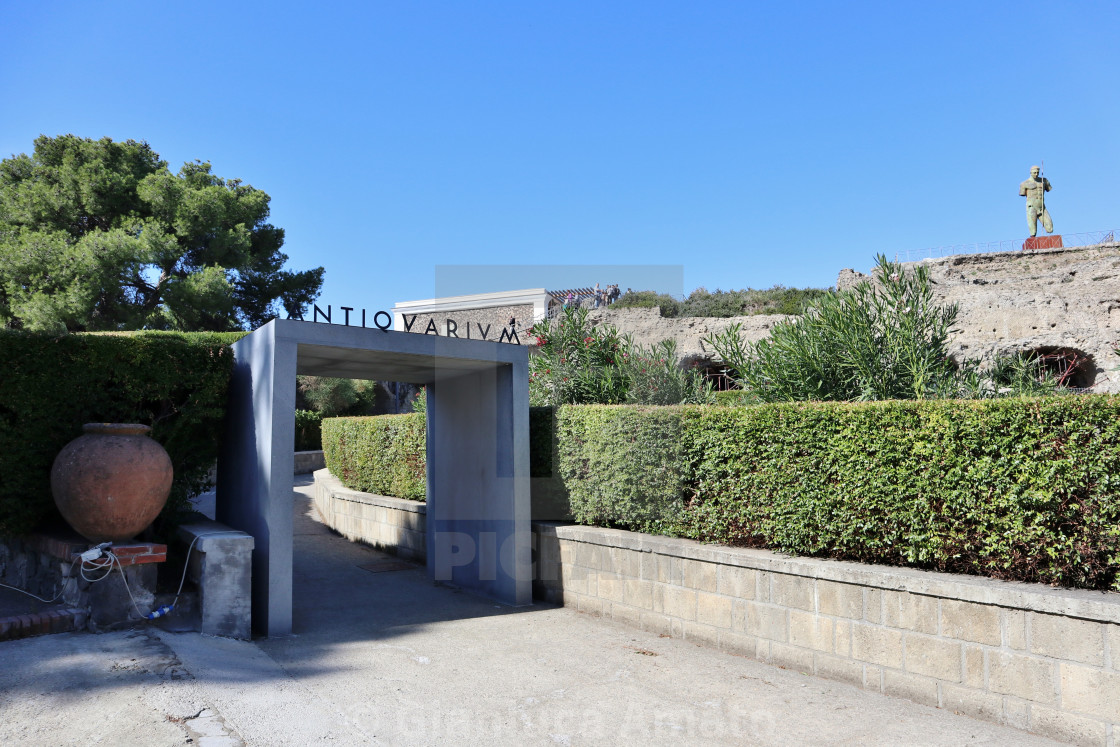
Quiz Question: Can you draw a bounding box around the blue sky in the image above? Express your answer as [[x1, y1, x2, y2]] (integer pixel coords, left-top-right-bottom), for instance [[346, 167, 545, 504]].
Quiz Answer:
[[3, 1, 1118, 311]]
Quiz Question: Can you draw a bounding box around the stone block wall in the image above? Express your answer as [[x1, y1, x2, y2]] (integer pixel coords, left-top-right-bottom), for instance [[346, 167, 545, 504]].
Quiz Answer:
[[400, 303, 534, 344], [534, 523, 1120, 745], [312, 469, 425, 561]]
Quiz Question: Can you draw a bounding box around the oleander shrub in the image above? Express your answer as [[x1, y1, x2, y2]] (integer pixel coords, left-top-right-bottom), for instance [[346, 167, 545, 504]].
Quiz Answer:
[[322, 414, 427, 500], [0, 330, 241, 536]]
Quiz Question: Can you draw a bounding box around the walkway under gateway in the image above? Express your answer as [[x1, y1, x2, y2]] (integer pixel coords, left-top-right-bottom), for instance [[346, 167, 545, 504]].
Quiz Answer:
[[216, 319, 530, 637]]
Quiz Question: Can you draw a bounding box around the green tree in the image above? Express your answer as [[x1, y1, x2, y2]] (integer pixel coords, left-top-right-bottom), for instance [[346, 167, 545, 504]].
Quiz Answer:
[[0, 134, 323, 331]]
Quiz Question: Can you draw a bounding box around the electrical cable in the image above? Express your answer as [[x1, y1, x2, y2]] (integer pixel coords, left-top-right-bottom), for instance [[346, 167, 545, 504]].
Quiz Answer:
[[2, 531, 248, 630]]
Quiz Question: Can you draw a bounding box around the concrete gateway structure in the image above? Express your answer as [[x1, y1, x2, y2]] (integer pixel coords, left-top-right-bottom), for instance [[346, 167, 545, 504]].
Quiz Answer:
[[217, 319, 532, 637]]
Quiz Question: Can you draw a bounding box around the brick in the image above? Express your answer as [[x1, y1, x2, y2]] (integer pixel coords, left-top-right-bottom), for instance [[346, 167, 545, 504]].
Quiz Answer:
[[755, 572, 771, 603], [939, 683, 1003, 723], [683, 621, 721, 648], [680, 559, 719, 593], [718, 630, 761, 658], [744, 603, 788, 642], [640, 612, 672, 637], [963, 645, 985, 689], [573, 542, 600, 570], [904, 633, 961, 681], [1030, 704, 1110, 746], [1108, 624, 1120, 670], [770, 574, 813, 611], [988, 652, 1057, 704], [639, 552, 658, 582], [863, 588, 882, 623], [1004, 609, 1028, 650], [940, 600, 1000, 646], [597, 572, 626, 604], [835, 619, 852, 657], [610, 603, 642, 628], [863, 665, 882, 691], [881, 669, 939, 708], [851, 623, 904, 669], [789, 610, 834, 653], [660, 586, 697, 621], [770, 642, 814, 672], [655, 555, 682, 585], [717, 566, 757, 600], [1002, 699, 1029, 730], [816, 580, 862, 619], [1060, 663, 1120, 721], [623, 579, 653, 610], [1029, 612, 1105, 666], [560, 564, 587, 595], [696, 592, 733, 629], [813, 653, 864, 686], [731, 599, 747, 632], [575, 594, 604, 616], [882, 591, 938, 635]]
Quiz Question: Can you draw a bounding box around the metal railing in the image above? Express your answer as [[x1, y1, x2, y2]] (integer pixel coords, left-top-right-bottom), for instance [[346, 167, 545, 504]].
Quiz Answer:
[[893, 229, 1117, 263]]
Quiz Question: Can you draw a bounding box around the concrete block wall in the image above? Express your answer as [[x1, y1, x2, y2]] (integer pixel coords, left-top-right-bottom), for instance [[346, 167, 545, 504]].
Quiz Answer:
[[534, 523, 1120, 746], [312, 469, 426, 562]]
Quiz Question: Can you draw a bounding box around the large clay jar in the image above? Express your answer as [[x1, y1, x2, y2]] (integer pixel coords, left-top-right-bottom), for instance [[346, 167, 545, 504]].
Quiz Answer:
[[50, 423, 174, 543]]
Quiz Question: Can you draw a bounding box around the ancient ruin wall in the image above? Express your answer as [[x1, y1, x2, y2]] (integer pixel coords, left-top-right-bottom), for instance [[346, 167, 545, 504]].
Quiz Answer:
[[587, 242, 1119, 393], [839, 242, 1120, 393]]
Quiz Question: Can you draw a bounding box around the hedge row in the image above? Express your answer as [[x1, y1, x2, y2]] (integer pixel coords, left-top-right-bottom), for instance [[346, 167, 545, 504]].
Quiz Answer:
[[0, 331, 242, 536], [323, 408, 567, 513], [557, 398, 1120, 591], [321, 397, 1120, 590], [322, 414, 427, 501]]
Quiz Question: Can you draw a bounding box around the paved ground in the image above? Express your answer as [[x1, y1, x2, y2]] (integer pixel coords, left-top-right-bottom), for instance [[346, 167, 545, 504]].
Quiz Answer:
[[0, 477, 1067, 746]]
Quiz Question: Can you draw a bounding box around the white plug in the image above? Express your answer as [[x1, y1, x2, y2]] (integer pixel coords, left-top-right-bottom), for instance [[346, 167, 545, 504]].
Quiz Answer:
[[79, 542, 112, 562]]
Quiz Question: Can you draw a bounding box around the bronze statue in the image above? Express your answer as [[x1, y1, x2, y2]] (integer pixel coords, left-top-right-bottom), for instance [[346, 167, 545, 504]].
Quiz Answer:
[[1019, 165, 1053, 237]]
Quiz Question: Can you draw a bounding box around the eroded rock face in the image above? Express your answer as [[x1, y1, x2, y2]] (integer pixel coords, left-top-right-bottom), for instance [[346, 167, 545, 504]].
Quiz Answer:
[[592, 242, 1120, 393], [586, 306, 792, 364], [897, 242, 1120, 392]]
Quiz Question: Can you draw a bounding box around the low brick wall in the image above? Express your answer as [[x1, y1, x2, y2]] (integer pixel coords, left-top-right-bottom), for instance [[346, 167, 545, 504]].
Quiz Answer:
[[312, 469, 425, 561], [534, 523, 1120, 745]]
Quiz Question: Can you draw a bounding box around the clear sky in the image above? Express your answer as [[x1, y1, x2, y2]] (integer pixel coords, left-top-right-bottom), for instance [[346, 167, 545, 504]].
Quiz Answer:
[[3, 1, 1117, 312]]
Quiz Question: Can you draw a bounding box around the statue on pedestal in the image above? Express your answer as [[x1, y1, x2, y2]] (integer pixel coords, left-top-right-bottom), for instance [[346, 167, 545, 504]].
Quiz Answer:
[[1019, 165, 1053, 237]]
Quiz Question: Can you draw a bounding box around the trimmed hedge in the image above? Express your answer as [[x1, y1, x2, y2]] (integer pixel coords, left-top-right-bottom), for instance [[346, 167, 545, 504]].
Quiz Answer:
[[322, 414, 427, 501], [323, 408, 569, 515], [0, 330, 242, 536], [321, 397, 1120, 590], [556, 398, 1120, 590]]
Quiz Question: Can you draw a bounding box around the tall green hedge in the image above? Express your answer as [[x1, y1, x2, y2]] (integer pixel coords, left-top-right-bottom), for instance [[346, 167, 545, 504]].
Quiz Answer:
[[323, 414, 427, 501], [323, 408, 570, 517], [556, 398, 1120, 590], [320, 396, 1120, 590], [0, 331, 242, 536]]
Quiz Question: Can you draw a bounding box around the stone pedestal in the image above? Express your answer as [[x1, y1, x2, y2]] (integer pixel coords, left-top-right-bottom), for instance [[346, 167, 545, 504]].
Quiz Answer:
[[1022, 235, 1063, 251]]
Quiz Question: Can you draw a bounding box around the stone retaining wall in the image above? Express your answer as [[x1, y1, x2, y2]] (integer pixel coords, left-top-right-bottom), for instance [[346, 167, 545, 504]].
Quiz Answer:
[[312, 469, 425, 561], [534, 523, 1120, 746]]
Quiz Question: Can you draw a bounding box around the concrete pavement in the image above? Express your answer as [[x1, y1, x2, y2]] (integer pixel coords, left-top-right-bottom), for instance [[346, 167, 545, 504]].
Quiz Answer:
[[0, 477, 1068, 745]]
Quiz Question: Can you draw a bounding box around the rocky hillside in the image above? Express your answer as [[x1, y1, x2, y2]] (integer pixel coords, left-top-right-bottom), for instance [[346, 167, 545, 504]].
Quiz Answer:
[[589, 241, 1120, 393], [840, 242, 1120, 392]]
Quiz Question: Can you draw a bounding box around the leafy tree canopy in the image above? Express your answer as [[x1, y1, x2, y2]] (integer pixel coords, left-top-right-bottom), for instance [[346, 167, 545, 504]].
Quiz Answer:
[[0, 134, 324, 331]]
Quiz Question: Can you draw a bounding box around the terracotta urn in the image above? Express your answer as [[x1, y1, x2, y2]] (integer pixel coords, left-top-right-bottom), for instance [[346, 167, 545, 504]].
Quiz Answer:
[[50, 423, 174, 543]]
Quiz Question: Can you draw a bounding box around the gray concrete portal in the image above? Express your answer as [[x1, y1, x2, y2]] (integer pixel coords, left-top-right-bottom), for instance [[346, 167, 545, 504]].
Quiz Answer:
[[217, 319, 530, 637]]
